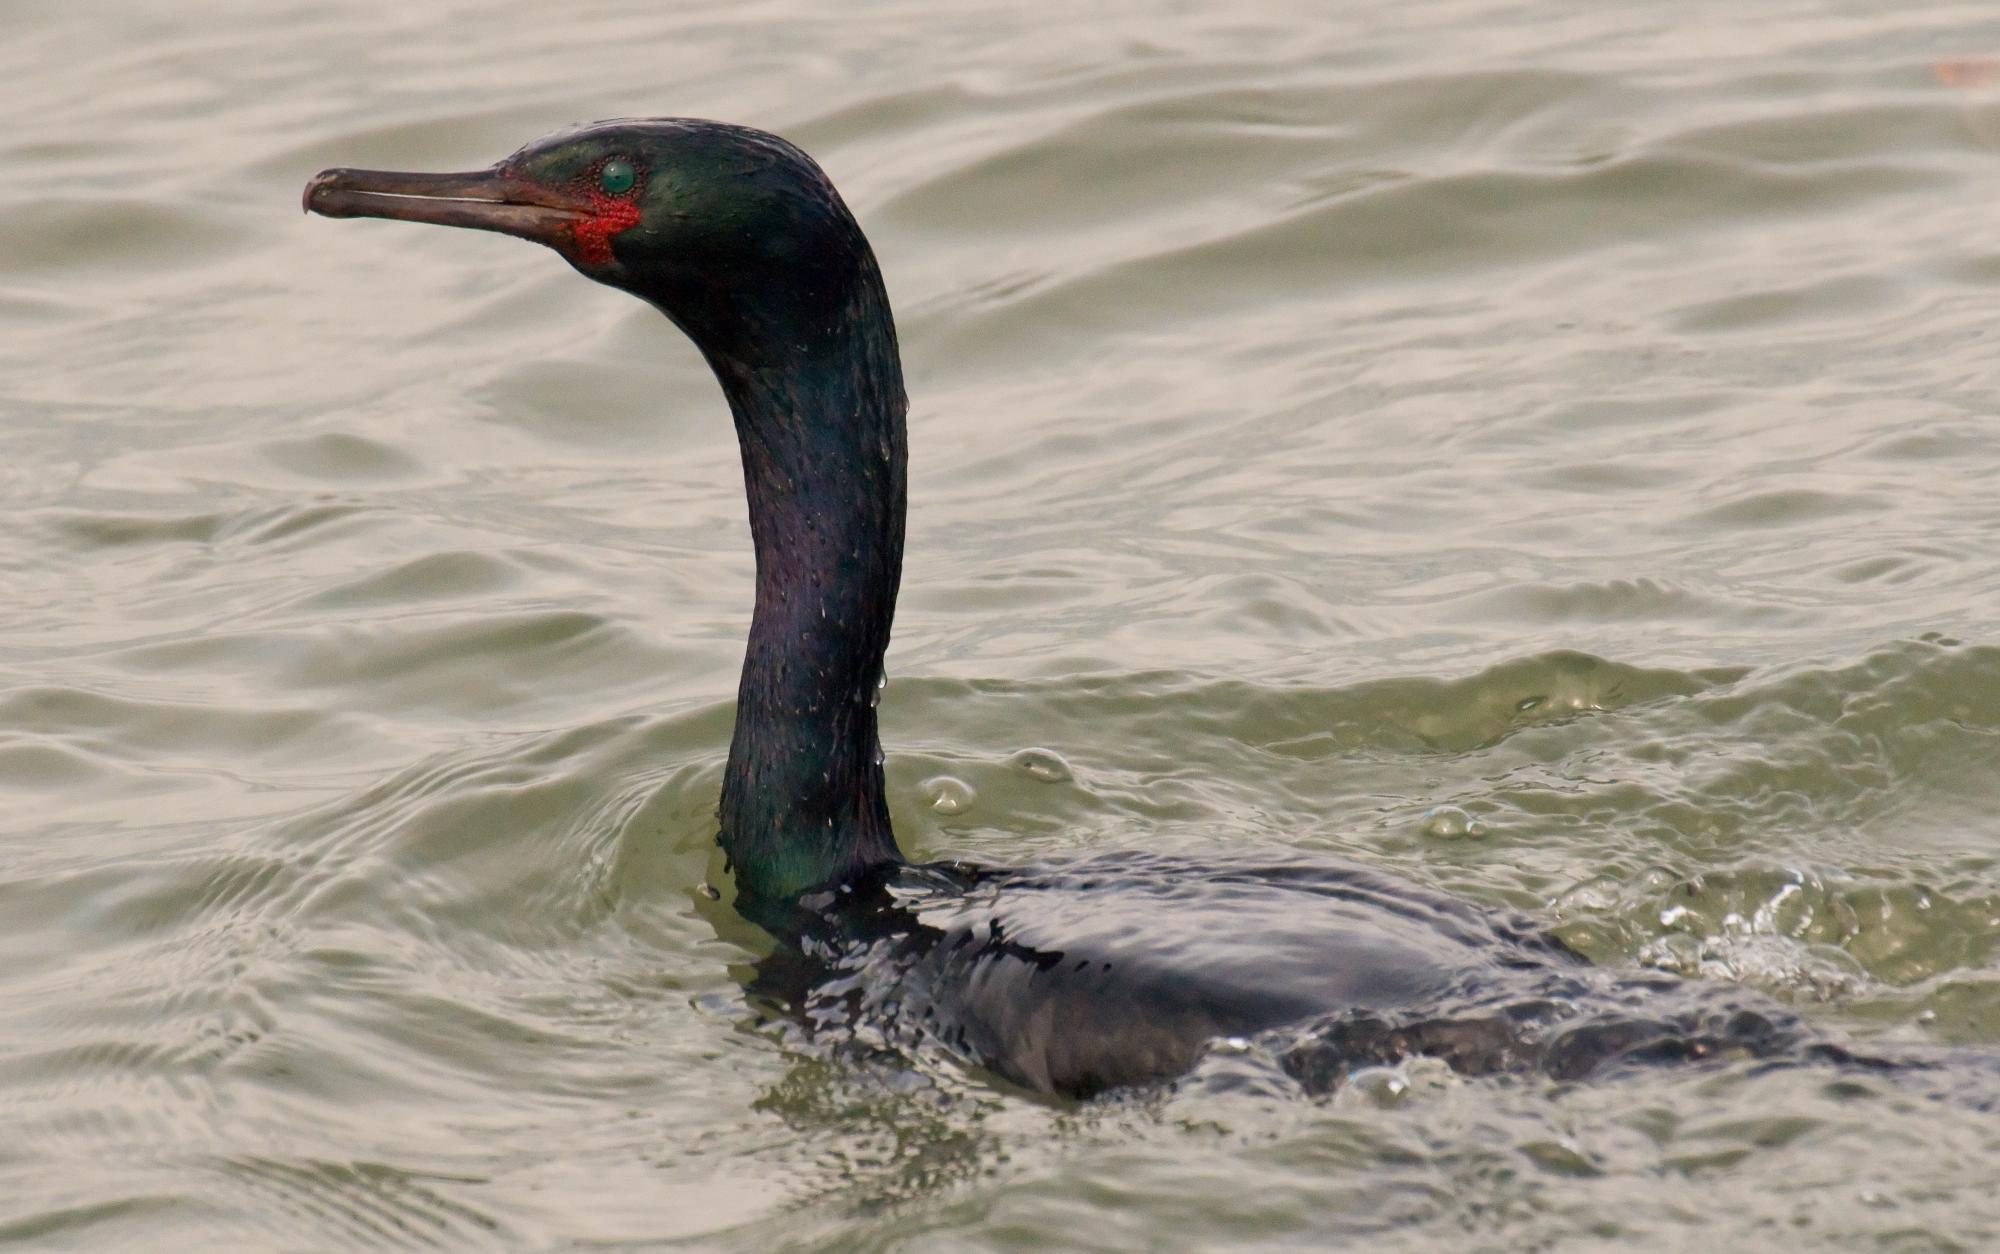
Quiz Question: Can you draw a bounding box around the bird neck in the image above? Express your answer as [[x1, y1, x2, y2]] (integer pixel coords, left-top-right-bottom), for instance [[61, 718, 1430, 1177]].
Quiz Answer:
[[704, 261, 908, 904]]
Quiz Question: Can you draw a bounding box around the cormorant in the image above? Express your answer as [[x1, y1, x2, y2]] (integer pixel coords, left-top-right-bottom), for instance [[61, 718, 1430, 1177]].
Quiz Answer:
[[305, 120, 1882, 1098]]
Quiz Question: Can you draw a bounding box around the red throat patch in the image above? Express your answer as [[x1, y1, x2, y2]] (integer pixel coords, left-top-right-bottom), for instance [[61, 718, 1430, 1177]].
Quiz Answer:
[[571, 191, 642, 266]]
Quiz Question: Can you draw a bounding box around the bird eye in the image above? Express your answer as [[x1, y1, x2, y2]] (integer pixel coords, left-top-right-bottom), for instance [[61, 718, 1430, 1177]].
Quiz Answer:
[[597, 159, 636, 196]]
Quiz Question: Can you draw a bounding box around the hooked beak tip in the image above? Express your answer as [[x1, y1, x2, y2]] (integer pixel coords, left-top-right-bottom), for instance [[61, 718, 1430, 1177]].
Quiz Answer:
[[302, 170, 329, 215]]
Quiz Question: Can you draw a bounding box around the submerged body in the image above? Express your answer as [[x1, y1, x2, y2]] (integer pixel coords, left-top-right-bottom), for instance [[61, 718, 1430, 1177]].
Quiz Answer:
[[307, 119, 1894, 1099], [748, 851, 1854, 1097], [752, 851, 1571, 1095]]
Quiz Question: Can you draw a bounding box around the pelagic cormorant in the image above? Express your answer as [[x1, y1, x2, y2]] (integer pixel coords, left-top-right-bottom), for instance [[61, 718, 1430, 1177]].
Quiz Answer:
[[304, 120, 1883, 1099]]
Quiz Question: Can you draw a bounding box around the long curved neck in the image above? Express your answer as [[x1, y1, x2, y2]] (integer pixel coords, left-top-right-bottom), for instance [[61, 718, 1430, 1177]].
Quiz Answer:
[[705, 260, 908, 903]]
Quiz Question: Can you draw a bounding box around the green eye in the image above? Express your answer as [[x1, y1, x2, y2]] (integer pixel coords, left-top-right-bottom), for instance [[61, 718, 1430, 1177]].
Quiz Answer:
[[597, 159, 636, 195]]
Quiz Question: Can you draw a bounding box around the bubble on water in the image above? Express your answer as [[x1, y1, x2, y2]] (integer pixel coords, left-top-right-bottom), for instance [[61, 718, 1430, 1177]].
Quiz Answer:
[[1344, 1065, 1412, 1107], [1337, 1056, 1454, 1108], [1011, 747, 1072, 783], [1421, 804, 1485, 840], [923, 775, 974, 816], [1556, 875, 1621, 914], [1519, 1137, 1600, 1178]]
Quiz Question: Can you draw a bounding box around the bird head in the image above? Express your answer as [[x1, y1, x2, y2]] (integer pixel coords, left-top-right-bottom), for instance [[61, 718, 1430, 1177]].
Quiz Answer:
[[305, 118, 876, 359]]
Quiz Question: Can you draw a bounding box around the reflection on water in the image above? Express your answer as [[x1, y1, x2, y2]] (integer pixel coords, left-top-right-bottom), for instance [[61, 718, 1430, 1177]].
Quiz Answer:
[[4, 0, 2000, 1247]]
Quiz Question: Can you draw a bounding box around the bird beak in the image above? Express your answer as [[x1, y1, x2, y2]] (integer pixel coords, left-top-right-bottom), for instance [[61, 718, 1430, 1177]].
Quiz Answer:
[[303, 164, 592, 249]]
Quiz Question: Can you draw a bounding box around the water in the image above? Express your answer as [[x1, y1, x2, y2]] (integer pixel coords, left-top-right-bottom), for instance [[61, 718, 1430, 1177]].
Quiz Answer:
[[6, 0, 2000, 1245]]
